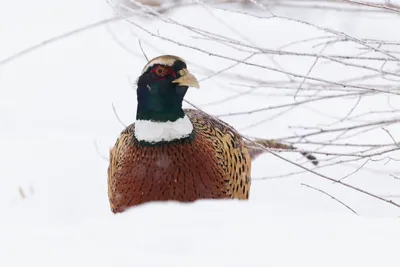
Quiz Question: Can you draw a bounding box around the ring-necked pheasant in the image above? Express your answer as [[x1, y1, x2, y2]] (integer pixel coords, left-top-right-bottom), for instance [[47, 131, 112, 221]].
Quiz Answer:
[[107, 55, 317, 213]]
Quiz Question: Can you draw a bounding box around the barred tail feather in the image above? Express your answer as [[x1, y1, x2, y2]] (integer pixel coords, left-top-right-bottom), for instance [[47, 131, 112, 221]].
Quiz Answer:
[[299, 151, 318, 166]]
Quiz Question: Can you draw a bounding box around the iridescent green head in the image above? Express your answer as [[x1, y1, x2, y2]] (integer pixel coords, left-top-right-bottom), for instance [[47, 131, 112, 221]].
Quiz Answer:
[[136, 55, 200, 122]]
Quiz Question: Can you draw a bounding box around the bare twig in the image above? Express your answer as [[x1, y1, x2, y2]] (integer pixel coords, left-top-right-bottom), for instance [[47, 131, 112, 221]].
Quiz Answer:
[[94, 140, 109, 162], [382, 127, 399, 147], [138, 39, 149, 62], [0, 16, 123, 66], [390, 174, 400, 180], [301, 183, 358, 215], [337, 0, 400, 13], [294, 43, 329, 100], [112, 102, 127, 127], [337, 159, 369, 182], [248, 136, 400, 209]]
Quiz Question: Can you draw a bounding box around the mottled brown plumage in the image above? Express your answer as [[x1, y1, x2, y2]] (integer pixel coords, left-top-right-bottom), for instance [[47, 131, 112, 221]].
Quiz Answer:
[[107, 55, 317, 213], [108, 109, 251, 213]]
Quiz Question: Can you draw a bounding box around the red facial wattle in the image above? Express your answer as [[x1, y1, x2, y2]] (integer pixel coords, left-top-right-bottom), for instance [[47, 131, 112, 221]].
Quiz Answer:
[[150, 65, 177, 79]]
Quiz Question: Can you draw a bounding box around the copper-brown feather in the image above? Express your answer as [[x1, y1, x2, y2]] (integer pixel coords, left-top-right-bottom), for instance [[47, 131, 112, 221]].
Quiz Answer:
[[108, 109, 251, 213]]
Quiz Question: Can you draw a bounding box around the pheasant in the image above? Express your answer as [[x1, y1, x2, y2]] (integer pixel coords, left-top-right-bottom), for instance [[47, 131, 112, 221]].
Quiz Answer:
[[107, 55, 317, 213]]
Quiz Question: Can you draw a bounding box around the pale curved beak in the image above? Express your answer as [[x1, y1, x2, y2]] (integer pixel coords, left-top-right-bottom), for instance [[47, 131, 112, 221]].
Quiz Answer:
[[172, 69, 200, 89]]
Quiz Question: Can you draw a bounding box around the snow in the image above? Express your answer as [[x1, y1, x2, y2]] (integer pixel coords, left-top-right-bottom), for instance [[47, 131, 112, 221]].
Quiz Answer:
[[3, 200, 400, 267], [1, 0, 400, 266], [135, 115, 194, 142]]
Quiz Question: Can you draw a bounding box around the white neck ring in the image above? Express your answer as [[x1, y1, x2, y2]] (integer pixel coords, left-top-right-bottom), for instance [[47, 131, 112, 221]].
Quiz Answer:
[[134, 115, 194, 143]]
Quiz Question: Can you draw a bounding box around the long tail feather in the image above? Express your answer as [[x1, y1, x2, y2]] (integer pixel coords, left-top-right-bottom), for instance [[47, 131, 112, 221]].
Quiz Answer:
[[245, 139, 318, 165]]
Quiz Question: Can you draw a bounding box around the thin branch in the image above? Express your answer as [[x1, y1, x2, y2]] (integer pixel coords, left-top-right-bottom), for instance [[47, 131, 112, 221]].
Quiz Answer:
[[279, 118, 400, 141], [337, 159, 369, 182], [382, 127, 399, 147], [138, 39, 149, 62], [294, 43, 328, 100], [216, 92, 370, 118], [251, 137, 400, 209], [0, 16, 123, 66], [94, 140, 109, 162], [390, 174, 400, 180], [336, 0, 400, 13], [301, 183, 358, 215], [112, 102, 127, 128]]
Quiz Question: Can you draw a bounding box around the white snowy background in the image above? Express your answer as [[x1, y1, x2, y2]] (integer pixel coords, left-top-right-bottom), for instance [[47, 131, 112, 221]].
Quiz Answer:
[[1, 1, 400, 266]]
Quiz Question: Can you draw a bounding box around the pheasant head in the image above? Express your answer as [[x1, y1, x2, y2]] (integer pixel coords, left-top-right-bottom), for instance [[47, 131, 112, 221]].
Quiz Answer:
[[135, 55, 200, 143]]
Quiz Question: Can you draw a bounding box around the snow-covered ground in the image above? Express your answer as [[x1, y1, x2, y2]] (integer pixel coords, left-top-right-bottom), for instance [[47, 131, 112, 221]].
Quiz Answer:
[[3, 200, 400, 267], [1, 1, 400, 266]]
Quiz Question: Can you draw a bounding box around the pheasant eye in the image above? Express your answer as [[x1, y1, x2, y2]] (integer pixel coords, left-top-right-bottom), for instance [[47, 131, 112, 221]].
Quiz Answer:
[[153, 66, 169, 77]]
